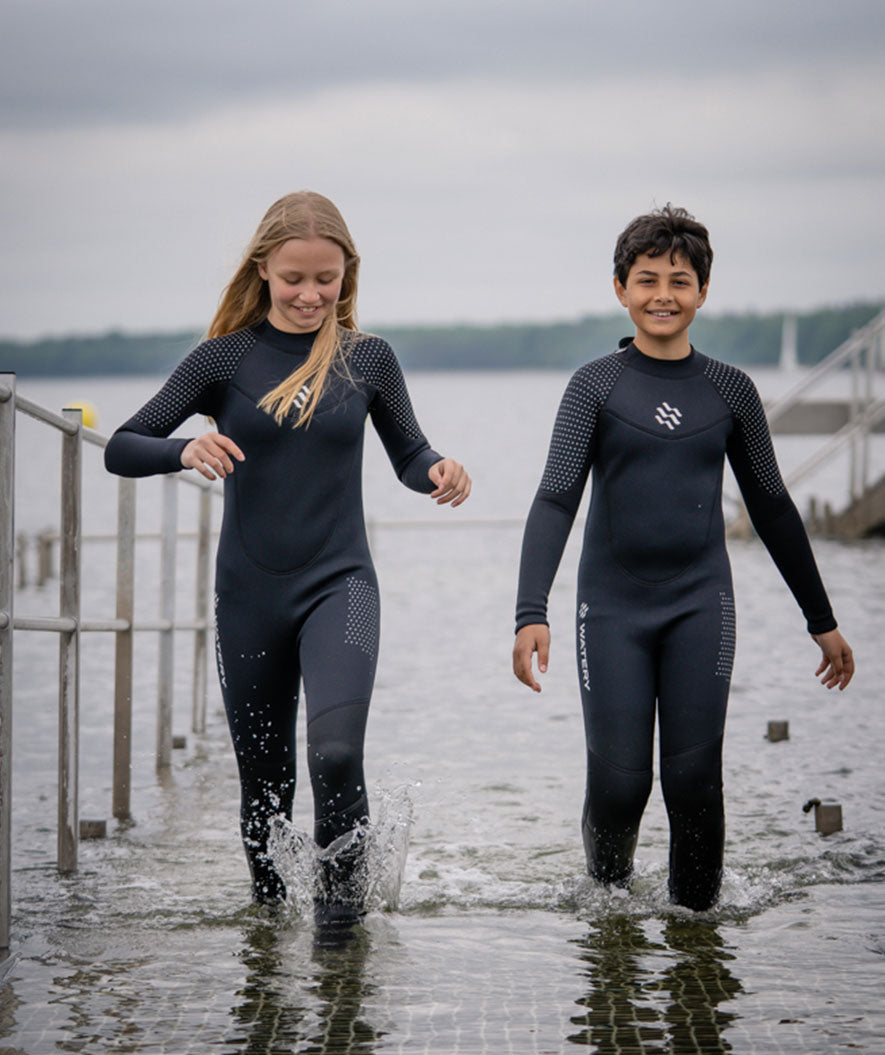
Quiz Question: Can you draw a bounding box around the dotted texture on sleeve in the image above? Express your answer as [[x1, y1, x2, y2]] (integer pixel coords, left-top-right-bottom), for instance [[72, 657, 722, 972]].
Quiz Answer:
[[703, 358, 786, 497], [133, 330, 256, 434], [347, 336, 423, 440], [540, 353, 626, 493]]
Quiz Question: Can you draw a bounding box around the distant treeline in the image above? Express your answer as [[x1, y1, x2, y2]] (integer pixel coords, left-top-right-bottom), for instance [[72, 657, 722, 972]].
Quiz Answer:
[[2, 302, 881, 377]]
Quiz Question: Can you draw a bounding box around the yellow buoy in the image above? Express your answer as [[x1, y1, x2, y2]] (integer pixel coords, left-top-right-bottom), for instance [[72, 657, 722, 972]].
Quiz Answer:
[[65, 400, 98, 429]]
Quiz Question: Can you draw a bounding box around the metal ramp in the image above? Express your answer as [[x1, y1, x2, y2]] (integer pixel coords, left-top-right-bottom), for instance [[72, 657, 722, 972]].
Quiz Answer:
[[729, 308, 885, 540]]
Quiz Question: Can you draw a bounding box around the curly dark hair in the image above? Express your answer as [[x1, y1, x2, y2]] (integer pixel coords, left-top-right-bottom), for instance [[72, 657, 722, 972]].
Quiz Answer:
[[613, 204, 713, 288]]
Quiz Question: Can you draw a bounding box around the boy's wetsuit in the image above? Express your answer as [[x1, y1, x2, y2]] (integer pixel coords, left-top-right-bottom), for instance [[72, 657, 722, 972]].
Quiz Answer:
[[105, 320, 441, 901], [515, 340, 836, 909]]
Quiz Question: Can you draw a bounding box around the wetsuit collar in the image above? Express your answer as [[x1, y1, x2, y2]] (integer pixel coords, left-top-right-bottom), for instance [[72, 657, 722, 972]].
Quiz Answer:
[[253, 318, 319, 356], [617, 338, 704, 378]]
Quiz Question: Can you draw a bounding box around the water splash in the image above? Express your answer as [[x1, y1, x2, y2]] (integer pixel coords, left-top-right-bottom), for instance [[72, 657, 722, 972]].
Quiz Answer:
[[267, 782, 414, 918]]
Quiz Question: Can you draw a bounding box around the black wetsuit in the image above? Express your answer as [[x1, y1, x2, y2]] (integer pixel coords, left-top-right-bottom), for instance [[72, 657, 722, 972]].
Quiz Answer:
[[516, 340, 836, 909], [105, 320, 441, 900]]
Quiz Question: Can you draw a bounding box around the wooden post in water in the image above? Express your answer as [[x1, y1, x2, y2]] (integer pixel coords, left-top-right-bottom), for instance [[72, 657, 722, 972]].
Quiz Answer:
[[0, 374, 16, 951], [113, 477, 136, 820], [157, 475, 178, 768], [192, 486, 211, 735], [57, 408, 82, 873]]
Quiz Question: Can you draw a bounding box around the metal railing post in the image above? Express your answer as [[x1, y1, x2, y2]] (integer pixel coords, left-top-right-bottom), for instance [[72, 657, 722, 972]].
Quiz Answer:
[[157, 475, 177, 768], [849, 348, 860, 500], [192, 486, 211, 735], [113, 477, 136, 820], [57, 408, 82, 873], [862, 337, 874, 493], [0, 374, 16, 951]]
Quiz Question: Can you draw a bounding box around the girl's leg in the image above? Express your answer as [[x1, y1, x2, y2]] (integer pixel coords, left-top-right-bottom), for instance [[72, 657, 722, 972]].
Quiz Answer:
[[215, 593, 300, 903], [657, 589, 733, 910], [578, 600, 657, 886], [298, 572, 379, 850], [298, 573, 379, 923]]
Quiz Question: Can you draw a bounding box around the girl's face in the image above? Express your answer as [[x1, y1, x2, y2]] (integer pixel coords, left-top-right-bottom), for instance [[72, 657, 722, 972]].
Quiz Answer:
[[258, 237, 346, 333]]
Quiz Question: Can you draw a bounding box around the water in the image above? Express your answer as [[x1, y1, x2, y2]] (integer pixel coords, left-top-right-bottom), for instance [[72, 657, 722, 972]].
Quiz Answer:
[[2, 368, 884, 1053]]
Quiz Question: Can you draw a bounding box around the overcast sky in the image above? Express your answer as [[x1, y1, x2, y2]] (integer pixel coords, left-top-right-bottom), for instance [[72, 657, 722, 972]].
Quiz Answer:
[[1, 0, 883, 339]]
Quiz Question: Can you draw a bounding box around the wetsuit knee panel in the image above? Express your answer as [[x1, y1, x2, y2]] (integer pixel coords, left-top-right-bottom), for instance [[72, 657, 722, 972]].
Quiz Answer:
[[660, 737, 724, 815]]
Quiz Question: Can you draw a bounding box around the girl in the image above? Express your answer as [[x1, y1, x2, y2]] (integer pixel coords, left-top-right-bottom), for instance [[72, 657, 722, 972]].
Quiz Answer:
[[106, 191, 471, 921], [512, 205, 853, 910]]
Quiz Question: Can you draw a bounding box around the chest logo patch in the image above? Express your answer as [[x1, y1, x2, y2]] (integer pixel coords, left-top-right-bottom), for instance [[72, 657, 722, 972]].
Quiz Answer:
[[654, 401, 682, 430]]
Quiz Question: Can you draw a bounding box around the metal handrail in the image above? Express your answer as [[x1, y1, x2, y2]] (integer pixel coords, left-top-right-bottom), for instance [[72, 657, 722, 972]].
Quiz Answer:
[[1, 373, 220, 953], [763, 309, 885, 424], [729, 311, 885, 534], [783, 396, 885, 492]]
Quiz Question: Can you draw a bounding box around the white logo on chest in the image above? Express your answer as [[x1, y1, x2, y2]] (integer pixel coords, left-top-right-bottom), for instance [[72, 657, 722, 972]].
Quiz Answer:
[[654, 401, 682, 430]]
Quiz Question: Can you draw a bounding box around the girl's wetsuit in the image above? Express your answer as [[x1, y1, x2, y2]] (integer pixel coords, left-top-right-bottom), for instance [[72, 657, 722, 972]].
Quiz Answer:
[[105, 319, 441, 900], [515, 340, 836, 909]]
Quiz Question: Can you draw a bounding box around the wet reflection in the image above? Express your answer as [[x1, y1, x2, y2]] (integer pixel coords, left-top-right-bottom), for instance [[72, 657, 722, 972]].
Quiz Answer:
[[568, 915, 742, 1052], [227, 918, 383, 1054]]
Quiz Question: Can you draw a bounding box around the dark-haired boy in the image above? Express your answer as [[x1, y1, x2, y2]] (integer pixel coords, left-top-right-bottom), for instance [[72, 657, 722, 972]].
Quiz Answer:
[[512, 205, 853, 910]]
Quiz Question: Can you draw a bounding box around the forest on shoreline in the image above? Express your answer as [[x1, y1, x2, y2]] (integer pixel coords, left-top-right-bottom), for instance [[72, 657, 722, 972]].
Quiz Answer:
[[2, 301, 881, 377]]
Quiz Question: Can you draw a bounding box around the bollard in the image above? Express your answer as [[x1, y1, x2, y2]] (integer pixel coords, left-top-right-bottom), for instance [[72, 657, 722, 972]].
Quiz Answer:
[[37, 530, 54, 586], [79, 819, 107, 840], [766, 720, 789, 742], [802, 798, 843, 835], [15, 534, 27, 589]]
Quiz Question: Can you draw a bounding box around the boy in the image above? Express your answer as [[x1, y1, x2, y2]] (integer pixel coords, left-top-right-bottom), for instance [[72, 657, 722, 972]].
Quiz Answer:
[[512, 204, 853, 909]]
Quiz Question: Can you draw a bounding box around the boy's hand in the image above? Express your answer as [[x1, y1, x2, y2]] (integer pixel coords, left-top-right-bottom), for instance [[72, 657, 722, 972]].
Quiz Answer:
[[811, 628, 855, 691], [513, 624, 550, 693]]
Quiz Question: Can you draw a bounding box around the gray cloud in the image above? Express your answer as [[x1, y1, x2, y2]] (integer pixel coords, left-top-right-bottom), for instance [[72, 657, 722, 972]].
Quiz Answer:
[[3, 0, 884, 129], [0, 1, 883, 338]]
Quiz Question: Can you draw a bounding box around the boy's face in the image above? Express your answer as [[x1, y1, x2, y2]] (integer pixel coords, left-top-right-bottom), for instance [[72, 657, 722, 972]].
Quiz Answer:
[[614, 251, 708, 353]]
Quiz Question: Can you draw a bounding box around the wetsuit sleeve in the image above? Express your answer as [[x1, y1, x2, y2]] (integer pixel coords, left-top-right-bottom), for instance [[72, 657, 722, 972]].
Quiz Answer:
[[351, 337, 442, 493], [104, 333, 254, 478], [718, 367, 836, 634], [515, 365, 602, 631]]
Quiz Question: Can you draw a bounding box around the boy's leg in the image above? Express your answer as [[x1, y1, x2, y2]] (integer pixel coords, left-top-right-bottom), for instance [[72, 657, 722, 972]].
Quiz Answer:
[[578, 603, 656, 886], [658, 592, 732, 910]]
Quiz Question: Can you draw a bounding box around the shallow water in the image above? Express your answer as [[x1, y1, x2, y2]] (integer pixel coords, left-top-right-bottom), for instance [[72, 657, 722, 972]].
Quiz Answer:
[[2, 369, 884, 1053]]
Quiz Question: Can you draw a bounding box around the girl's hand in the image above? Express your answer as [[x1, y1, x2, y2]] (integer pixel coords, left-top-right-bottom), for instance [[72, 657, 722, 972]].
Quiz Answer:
[[428, 458, 471, 507], [181, 432, 245, 481], [811, 628, 855, 691], [513, 624, 550, 693]]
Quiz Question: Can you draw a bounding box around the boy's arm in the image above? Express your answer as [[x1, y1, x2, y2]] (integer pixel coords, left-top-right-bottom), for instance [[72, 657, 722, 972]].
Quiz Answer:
[[718, 366, 836, 634], [514, 364, 605, 634]]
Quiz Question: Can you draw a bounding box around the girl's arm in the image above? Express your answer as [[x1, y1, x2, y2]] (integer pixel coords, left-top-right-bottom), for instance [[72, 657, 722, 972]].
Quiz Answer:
[[352, 336, 453, 495], [104, 334, 252, 478]]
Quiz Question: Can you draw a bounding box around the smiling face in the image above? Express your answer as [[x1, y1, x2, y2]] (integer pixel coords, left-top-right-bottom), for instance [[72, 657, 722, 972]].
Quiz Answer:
[[258, 236, 346, 333], [614, 251, 708, 359]]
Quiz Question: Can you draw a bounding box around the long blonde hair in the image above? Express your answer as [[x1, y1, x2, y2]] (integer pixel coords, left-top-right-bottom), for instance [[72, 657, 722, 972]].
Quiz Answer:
[[208, 191, 360, 427]]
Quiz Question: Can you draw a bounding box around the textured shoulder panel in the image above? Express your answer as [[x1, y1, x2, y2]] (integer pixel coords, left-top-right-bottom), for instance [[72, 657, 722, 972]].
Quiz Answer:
[[540, 352, 626, 493], [346, 334, 423, 440], [134, 329, 256, 432], [703, 356, 785, 496]]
